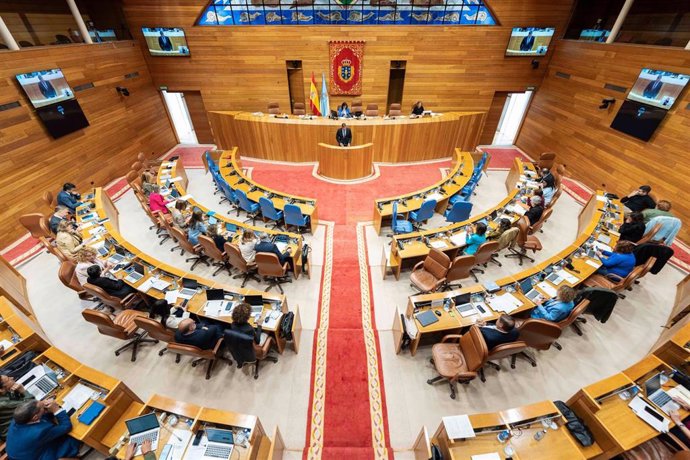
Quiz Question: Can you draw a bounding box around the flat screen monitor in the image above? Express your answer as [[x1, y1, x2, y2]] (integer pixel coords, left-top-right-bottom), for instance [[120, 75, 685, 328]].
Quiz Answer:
[[89, 29, 117, 42], [16, 69, 75, 109], [610, 100, 667, 142], [142, 27, 190, 57], [505, 27, 555, 57], [35, 99, 89, 139], [579, 29, 610, 42], [626, 68, 690, 110]]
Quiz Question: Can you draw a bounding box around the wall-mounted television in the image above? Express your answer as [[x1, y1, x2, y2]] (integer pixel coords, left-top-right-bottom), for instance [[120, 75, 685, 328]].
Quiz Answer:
[[626, 68, 690, 110], [89, 29, 117, 42], [142, 27, 190, 56], [579, 29, 610, 42], [16, 69, 75, 109], [505, 27, 555, 56], [35, 99, 90, 139], [610, 99, 666, 142]]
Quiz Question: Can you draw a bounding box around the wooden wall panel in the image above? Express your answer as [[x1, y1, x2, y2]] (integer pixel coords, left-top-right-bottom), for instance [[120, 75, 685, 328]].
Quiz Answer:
[[478, 91, 509, 145], [516, 40, 690, 241], [121, 0, 575, 116], [184, 90, 214, 144], [0, 41, 177, 248]]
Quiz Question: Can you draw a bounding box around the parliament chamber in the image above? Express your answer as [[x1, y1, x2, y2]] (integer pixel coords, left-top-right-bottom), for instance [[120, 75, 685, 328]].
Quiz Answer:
[[1, 0, 690, 459]]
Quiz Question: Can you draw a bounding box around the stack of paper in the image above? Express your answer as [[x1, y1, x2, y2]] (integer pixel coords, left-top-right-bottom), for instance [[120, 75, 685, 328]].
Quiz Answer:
[[276, 242, 288, 252], [165, 290, 179, 303], [430, 240, 448, 249], [403, 315, 418, 339], [450, 232, 467, 247], [536, 281, 558, 298], [592, 241, 612, 252], [63, 383, 97, 412], [487, 293, 521, 313], [169, 177, 184, 183], [557, 269, 579, 284], [585, 259, 602, 268], [149, 278, 172, 291], [0, 339, 13, 350], [426, 192, 443, 202], [442, 414, 475, 440]]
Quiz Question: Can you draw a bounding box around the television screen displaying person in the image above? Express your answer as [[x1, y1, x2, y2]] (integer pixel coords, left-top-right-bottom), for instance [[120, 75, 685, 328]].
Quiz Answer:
[[336, 123, 352, 147], [643, 74, 663, 100], [37, 74, 57, 99], [520, 30, 535, 51], [158, 30, 173, 51]]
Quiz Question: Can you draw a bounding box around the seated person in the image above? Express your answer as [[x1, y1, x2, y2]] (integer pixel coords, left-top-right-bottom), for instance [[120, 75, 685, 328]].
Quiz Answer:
[[541, 175, 556, 206], [463, 222, 487, 255], [141, 171, 156, 197], [255, 232, 293, 270], [596, 240, 636, 279], [170, 200, 190, 228], [207, 224, 229, 252], [187, 209, 208, 245], [487, 218, 511, 240], [6, 399, 81, 460], [150, 299, 190, 330], [49, 206, 73, 234], [476, 314, 519, 351], [621, 185, 655, 212], [175, 318, 224, 350], [56, 182, 82, 213], [525, 195, 544, 226], [148, 185, 170, 214], [526, 189, 543, 208], [55, 220, 83, 259], [530, 285, 577, 322], [539, 168, 554, 184], [107, 439, 155, 460], [86, 264, 136, 299], [411, 100, 425, 116], [642, 199, 673, 223], [337, 102, 352, 118], [618, 211, 645, 243], [75, 247, 112, 285], [0, 374, 35, 440], [239, 229, 258, 264]]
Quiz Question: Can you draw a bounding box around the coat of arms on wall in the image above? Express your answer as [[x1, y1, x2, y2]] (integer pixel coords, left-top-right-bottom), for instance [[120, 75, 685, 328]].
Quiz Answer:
[[329, 41, 364, 95]]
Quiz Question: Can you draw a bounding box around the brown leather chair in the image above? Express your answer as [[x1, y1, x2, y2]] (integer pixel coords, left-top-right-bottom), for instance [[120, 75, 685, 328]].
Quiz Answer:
[[426, 325, 488, 399], [351, 99, 363, 115], [388, 103, 402, 117], [130, 161, 144, 173], [82, 282, 142, 312], [479, 341, 532, 382], [82, 309, 157, 361], [469, 241, 499, 281], [198, 235, 232, 276], [58, 260, 92, 301], [365, 103, 379, 117], [293, 102, 306, 116], [224, 330, 278, 379], [489, 227, 519, 267], [536, 152, 556, 170], [634, 256, 657, 287], [225, 243, 261, 287], [552, 299, 590, 350], [442, 255, 475, 291], [19, 213, 53, 240], [518, 318, 563, 352], [637, 223, 662, 245], [42, 191, 55, 208], [410, 248, 451, 293], [255, 252, 292, 294], [553, 164, 565, 188], [267, 101, 280, 115], [546, 188, 562, 209], [133, 316, 175, 356], [126, 170, 143, 194], [168, 227, 210, 270], [505, 217, 542, 265], [137, 151, 163, 169], [152, 211, 172, 244], [583, 264, 646, 299], [168, 338, 224, 380], [528, 207, 553, 235], [44, 239, 68, 262]]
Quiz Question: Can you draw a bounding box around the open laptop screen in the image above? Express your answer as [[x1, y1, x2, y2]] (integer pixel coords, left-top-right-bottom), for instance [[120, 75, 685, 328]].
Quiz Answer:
[[125, 413, 159, 435]]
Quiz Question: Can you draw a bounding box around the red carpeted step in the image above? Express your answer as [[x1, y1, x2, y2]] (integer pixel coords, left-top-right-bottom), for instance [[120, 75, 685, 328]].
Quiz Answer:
[[319, 446, 379, 460]]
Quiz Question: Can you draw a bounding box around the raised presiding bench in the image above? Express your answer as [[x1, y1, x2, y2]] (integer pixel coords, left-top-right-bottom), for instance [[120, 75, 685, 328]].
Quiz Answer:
[[317, 142, 374, 181]]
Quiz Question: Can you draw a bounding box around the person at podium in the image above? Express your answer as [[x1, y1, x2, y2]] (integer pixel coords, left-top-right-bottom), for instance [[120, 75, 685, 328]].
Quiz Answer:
[[411, 101, 425, 116], [336, 123, 352, 147], [337, 102, 352, 118]]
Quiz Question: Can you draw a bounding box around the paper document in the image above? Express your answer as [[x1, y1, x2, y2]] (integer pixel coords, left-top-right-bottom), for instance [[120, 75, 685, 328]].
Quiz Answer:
[[276, 242, 288, 252], [430, 240, 448, 249], [450, 232, 467, 247], [88, 226, 106, 236], [149, 278, 172, 291], [442, 414, 475, 439], [668, 386, 690, 408], [471, 454, 500, 460], [403, 315, 418, 339], [79, 221, 94, 230], [63, 383, 96, 412], [585, 259, 602, 268], [629, 395, 669, 433], [164, 429, 193, 460], [0, 340, 13, 350], [168, 177, 184, 183], [179, 194, 193, 201], [203, 300, 231, 317], [536, 281, 558, 298], [487, 293, 521, 313], [556, 269, 579, 284], [137, 277, 155, 293], [596, 195, 607, 202], [263, 311, 282, 329], [426, 192, 443, 202], [592, 241, 612, 253], [165, 290, 179, 304]]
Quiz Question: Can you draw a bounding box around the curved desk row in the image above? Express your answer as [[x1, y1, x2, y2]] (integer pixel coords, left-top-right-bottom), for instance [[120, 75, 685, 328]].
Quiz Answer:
[[157, 158, 309, 278], [373, 150, 476, 235], [78, 189, 303, 355], [207, 110, 485, 163], [0, 296, 281, 459], [393, 191, 623, 355], [385, 158, 537, 279], [217, 149, 319, 233], [414, 321, 690, 459]]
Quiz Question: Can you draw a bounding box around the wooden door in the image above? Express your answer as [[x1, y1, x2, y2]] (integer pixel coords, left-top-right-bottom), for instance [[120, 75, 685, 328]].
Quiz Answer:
[[287, 68, 305, 114], [182, 91, 214, 144], [478, 91, 512, 145]]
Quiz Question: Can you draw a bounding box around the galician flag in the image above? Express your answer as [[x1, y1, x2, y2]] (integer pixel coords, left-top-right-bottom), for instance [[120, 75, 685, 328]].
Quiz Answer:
[[309, 72, 321, 116], [320, 72, 330, 118]]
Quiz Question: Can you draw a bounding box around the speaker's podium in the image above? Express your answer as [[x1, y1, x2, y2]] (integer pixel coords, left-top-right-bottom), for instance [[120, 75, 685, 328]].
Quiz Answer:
[[317, 142, 374, 181]]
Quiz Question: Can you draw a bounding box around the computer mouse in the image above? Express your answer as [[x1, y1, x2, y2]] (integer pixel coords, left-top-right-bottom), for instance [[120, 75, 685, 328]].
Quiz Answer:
[[434, 310, 442, 317]]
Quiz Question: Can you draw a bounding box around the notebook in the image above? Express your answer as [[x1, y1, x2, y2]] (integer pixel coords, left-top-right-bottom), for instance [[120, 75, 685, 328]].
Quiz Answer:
[[415, 310, 440, 327]]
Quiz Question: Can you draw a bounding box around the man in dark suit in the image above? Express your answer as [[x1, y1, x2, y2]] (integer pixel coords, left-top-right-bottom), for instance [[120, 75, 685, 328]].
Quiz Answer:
[[6, 399, 81, 460], [336, 122, 352, 146], [86, 265, 136, 299], [255, 232, 293, 270], [477, 314, 519, 350], [49, 206, 73, 234], [37, 74, 57, 100], [175, 319, 224, 350], [519, 30, 535, 52], [158, 30, 173, 52], [643, 74, 663, 100]]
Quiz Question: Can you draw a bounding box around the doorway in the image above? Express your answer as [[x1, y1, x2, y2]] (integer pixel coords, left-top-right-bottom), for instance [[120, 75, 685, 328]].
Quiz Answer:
[[386, 61, 406, 113], [286, 60, 305, 114], [161, 90, 198, 144], [492, 90, 533, 145]]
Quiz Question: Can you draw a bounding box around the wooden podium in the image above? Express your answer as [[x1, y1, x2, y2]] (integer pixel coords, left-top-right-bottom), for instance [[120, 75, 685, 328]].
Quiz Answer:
[[317, 142, 374, 180]]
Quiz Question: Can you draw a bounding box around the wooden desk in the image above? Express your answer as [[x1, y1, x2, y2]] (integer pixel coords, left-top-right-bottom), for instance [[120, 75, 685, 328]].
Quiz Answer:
[[218, 148, 319, 233], [373, 149, 474, 235], [654, 320, 690, 369], [0, 297, 50, 365], [316, 142, 374, 180], [207, 110, 485, 163]]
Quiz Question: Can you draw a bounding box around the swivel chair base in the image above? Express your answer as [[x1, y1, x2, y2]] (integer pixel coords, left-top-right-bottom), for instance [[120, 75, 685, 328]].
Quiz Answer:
[[114, 333, 159, 362], [186, 254, 210, 271], [263, 275, 292, 294]]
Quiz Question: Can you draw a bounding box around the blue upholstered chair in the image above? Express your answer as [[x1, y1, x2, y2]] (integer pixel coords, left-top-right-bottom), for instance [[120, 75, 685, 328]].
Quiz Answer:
[[391, 201, 413, 235], [235, 189, 260, 225], [259, 197, 284, 230], [218, 180, 238, 213], [444, 200, 473, 223], [409, 199, 437, 230], [284, 204, 310, 233]]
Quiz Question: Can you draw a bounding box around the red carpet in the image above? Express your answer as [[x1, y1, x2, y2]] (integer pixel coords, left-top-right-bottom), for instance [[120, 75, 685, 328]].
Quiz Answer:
[[479, 146, 533, 169], [163, 145, 209, 168]]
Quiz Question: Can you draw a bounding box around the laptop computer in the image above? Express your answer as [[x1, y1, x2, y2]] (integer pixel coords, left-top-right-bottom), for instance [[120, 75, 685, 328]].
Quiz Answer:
[[205, 288, 229, 312], [545, 272, 563, 285], [644, 373, 680, 414], [125, 413, 160, 455], [16, 365, 58, 400], [201, 428, 234, 460], [243, 295, 265, 315], [124, 263, 145, 283], [225, 223, 238, 233], [97, 239, 113, 257], [520, 277, 543, 303]]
